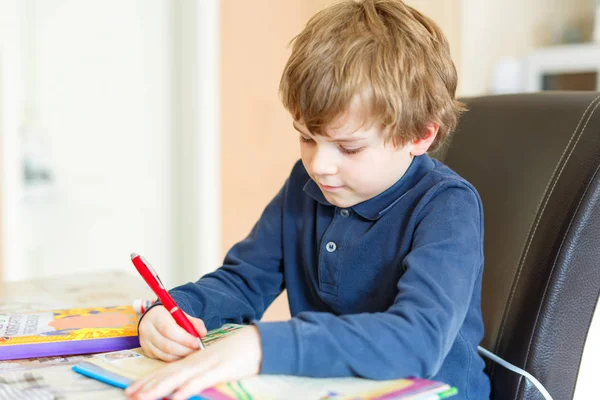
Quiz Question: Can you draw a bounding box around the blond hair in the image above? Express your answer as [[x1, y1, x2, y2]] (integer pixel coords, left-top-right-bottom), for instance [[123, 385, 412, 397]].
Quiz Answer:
[[279, 0, 466, 151]]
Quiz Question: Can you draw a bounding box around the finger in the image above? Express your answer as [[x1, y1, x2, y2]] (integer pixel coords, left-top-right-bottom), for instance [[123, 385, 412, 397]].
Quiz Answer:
[[149, 324, 199, 358], [138, 328, 163, 360], [144, 337, 182, 363], [184, 314, 208, 337], [125, 374, 152, 396], [139, 341, 157, 360], [155, 318, 201, 350], [171, 368, 223, 400], [139, 333, 162, 360], [137, 362, 202, 400], [131, 374, 169, 400], [139, 320, 188, 359]]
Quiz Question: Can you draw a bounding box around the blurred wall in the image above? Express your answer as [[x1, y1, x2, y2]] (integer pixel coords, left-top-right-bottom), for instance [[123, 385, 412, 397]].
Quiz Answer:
[[220, 0, 334, 321], [8, 0, 177, 284], [404, 0, 463, 92], [0, 64, 3, 281], [220, 0, 307, 258], [0, 6, 6, 281], [460, 0, 593, 95], [0, 0, 21, 281]]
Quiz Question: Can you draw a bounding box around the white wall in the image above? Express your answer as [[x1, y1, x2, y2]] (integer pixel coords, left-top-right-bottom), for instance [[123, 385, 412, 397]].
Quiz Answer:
[[16, 0, 176, 285], [460, 0, 593, 96], [0, 0, 25, 281], [172, 0, 221, 285], [405, 0, 593, 96]]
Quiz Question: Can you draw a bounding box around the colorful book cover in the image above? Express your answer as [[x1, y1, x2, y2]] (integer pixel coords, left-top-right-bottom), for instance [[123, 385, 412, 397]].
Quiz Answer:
[[0, 306, 140, 361], [73, 324, 457, 400]]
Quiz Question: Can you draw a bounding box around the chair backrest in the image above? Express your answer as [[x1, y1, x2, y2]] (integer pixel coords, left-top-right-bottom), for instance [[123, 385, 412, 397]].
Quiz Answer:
[[432, 92, 600, 400]]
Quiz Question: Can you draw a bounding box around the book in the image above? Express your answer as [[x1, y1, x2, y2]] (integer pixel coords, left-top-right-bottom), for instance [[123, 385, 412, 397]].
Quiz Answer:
[[73, 324, 458, 400], [0, 305, 140, 360]]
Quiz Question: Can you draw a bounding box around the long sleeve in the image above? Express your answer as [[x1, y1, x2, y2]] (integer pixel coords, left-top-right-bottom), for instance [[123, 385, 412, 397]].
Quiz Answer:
[[165, 180, 288, 331], [254, 184, 484, 380]]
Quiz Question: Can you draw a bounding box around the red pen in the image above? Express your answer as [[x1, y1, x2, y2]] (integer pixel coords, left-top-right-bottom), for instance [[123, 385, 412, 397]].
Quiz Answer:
[[130, 253, 205, 350]]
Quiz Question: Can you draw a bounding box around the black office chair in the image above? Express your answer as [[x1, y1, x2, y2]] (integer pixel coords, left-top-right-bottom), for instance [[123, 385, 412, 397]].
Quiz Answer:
[[432, 92, 600, 400]]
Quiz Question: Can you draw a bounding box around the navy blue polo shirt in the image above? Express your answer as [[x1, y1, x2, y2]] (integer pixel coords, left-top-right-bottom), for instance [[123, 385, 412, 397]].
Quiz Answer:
[[165, 154, 491, 399]]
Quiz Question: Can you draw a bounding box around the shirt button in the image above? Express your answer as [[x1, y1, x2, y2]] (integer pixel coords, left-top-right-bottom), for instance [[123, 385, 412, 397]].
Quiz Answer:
[[340, 209, 350, 217], [326, 241, 337, 252]]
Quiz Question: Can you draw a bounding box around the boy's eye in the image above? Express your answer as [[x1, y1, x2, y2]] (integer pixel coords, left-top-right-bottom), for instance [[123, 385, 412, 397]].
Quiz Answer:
[[299, 135, 363, 155], [339, 146, 364, 155], [299, 135, 315, 144]]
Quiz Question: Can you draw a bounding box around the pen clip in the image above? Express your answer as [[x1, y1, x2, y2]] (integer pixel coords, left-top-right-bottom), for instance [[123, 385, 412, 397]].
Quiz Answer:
[[140, 255, 165, 290]]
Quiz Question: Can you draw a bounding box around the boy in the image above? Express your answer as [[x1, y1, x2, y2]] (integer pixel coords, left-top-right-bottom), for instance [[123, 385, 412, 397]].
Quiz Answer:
[[126, 1, 491, 399]]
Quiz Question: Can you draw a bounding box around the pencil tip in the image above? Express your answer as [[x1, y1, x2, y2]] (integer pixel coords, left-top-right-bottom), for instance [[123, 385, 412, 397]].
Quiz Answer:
[[131, 253, 138, 259]]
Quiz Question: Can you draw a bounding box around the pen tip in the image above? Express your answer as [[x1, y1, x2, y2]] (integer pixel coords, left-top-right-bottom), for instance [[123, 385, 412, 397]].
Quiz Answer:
[[131, 253, 138, 259]]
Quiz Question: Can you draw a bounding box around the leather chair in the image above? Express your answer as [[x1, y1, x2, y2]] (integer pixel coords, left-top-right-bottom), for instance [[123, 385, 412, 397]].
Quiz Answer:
[[432, 92, 600, 400]]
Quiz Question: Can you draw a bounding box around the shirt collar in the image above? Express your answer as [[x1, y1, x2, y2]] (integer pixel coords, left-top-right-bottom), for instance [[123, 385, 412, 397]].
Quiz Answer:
[[302, 154, 435, 220]]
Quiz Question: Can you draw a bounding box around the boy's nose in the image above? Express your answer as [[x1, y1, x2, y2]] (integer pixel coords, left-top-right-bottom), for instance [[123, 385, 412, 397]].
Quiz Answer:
[[310, 148, 338, 176]]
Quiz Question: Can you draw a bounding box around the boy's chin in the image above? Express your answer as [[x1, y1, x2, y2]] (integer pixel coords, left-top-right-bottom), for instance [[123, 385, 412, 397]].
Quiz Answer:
[[323, 193, 360, 209]]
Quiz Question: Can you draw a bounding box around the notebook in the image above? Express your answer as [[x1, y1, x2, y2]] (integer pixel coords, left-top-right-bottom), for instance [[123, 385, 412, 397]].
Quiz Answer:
[[0, 305, 140, 360], [73, 324, 458, 400]]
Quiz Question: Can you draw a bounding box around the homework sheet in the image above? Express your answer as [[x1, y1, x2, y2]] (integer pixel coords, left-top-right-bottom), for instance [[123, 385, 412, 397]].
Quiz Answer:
[[84, 324, 245, 381], [88, 350, 452, 400], [84, 324, 455, 400]]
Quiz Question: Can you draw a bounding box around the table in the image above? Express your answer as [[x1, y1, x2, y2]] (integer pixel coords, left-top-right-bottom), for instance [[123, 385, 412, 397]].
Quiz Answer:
[[0, 271, 153, 399], [1, 271, 597, 399]]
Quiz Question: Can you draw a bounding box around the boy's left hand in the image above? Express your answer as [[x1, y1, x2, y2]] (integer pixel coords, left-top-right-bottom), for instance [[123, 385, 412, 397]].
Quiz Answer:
[[125, 326, 262, 400]]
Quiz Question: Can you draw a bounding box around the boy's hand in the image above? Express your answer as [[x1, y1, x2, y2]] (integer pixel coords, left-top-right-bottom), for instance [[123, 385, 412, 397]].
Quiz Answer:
[[138, 305, 208, 362], [125, 326, 262, 400]]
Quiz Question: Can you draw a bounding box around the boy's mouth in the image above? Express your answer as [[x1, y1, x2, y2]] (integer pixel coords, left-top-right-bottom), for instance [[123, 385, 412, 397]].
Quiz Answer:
[[319, 184, 344, 192]]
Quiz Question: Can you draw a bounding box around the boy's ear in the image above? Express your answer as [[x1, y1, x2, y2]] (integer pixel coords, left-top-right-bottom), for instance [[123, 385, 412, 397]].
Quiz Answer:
[[410, 123, 439, 156]]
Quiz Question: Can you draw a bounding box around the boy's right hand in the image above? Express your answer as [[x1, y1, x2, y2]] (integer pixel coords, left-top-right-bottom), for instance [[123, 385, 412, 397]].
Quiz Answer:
[[138, 305, 208, 362]]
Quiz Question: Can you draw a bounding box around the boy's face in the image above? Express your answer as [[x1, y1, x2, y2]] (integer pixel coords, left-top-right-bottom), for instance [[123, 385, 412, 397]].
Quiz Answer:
[[295, 108, 435, 209]]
